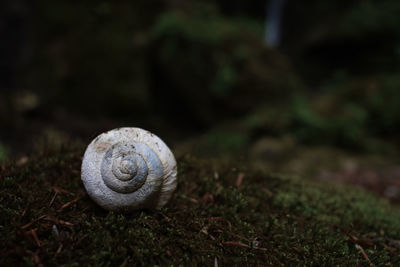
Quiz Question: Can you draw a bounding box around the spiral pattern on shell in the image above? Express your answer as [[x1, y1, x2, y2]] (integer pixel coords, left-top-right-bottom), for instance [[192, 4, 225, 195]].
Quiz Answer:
[[81, 127, 177, 211]]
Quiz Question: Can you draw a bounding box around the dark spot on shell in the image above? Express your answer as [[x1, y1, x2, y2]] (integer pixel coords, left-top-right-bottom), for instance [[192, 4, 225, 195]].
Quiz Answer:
[[95, 142, 110, 152]]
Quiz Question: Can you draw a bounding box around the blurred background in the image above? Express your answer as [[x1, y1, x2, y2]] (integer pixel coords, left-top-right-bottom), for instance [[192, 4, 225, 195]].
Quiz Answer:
[[1, 0, 400, 201]]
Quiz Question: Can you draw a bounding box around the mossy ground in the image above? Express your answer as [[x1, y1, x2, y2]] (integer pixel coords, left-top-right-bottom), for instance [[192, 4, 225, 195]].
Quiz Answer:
[[1, 148, 400, 266]]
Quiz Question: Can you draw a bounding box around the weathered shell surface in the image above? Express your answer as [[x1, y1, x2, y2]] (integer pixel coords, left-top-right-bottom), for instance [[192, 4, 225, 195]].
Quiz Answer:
[[81, 127, 177, 211]]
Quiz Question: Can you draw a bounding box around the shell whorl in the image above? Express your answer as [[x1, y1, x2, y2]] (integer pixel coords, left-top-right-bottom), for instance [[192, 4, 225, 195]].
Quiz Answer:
[[81, 128, 177, 211], [101, 142, 162, 194]]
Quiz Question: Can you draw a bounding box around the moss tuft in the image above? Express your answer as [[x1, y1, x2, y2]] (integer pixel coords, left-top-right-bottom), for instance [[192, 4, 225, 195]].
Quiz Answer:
[[1, 148, 400, 265]]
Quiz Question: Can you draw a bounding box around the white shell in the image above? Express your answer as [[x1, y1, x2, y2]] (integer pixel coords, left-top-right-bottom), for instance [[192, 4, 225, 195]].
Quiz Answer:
[[81, 127, 177, 211]]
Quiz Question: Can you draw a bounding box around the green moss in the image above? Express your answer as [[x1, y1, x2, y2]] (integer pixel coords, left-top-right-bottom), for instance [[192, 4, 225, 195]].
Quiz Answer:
[[1, 149, 400, 265]]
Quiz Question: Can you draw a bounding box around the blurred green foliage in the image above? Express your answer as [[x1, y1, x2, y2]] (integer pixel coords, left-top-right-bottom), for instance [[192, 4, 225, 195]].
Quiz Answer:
[[291, 96, 367, 148], [326, 75, 400, 135], [268, 0, 400, 150], [4, 0, 400, 153], [26, 1, 163, 117], [0, 142, 7, 162], [338, 0, 400, 38], [205, 129, 249, 152], [21, 1, 300, 127], [285, 73, 400, 150], [150, 4, 300, 125]]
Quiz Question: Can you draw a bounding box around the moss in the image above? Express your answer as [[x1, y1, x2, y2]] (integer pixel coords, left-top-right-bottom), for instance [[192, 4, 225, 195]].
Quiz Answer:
[[1, 148, 400, 266]]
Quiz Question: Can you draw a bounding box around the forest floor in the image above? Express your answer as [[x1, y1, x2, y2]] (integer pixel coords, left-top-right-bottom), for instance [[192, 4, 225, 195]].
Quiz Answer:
[[1, 145, 400, 266]]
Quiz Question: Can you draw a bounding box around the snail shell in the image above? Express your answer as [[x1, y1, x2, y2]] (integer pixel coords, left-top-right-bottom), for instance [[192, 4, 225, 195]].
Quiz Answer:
[[81, 127, 177, 211]]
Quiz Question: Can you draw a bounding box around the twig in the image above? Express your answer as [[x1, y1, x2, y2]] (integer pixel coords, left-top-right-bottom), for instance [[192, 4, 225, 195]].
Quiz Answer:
[[355, 244, 374, 267], [236, 173, 244, 187], [200, 227, 216, 240], [230, 232, 251, 242], [202, 192, 214, 205], [181, 195, 199, 204], [337, 226, 374, 246], [54, 244, 63, 258], [157, 211, 171, 222], [49, 192, 58, 207], [30, 228, 42, 247], [222, 240, 268, 251], [20, 208, 27, 217], [32, 250, 44, 267], [58, 196, 82, 212], [184, 184, 198, 195], [75, 233, 89, 247], [52, 186, 70, 194], [384, 244, 397, 256], [222, 241, 250, 248], [21, 215, 47, 230], [44, 216, 74, 227]]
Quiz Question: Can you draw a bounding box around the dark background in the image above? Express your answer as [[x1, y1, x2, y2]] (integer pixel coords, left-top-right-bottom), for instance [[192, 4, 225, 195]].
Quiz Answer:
[[2, 0, 400, 162]]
